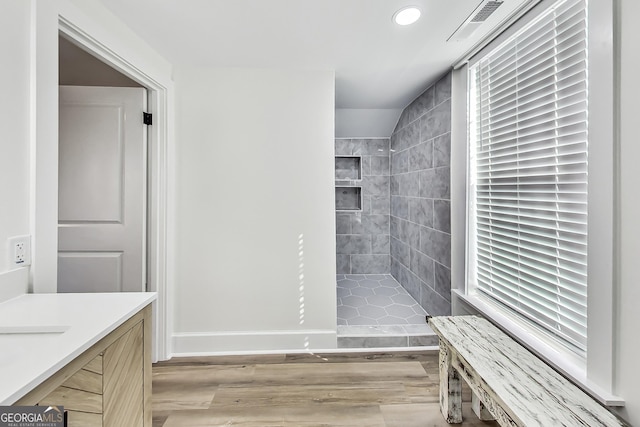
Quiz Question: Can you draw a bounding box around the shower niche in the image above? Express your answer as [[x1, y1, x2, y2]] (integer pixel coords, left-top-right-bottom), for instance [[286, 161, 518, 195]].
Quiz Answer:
[[335, 186, 362, 211], [335, 156, 362, 181], [335, 155, 362, 211]]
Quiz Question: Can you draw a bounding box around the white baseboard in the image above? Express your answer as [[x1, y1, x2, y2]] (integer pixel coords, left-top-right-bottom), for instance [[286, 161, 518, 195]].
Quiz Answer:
[[0, 269, 29, 304], [171, 329, 337, 357]]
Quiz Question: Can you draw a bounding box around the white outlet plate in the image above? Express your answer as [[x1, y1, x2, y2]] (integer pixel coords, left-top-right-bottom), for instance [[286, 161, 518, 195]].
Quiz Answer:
[[9, 235, 31, 267]]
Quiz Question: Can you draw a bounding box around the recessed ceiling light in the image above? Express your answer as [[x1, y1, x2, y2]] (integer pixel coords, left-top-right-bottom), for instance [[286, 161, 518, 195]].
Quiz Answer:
[[393, 6, 422, 26]]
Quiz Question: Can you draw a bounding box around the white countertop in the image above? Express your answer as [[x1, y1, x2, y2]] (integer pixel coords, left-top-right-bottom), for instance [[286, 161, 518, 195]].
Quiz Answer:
[[0, 292, 156, 405]]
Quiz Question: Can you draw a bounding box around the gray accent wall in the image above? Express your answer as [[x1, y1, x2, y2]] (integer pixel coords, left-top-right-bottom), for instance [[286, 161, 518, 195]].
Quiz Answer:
[[335, 139, 390, 274], [389, 73, 452, 316]]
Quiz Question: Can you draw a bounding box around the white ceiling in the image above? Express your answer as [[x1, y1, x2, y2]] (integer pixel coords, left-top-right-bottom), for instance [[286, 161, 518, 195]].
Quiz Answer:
[[97, 0, 530, 110]]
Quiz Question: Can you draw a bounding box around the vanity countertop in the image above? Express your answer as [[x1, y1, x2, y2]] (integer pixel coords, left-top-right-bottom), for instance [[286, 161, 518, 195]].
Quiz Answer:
[[0, 292, 156, 405]]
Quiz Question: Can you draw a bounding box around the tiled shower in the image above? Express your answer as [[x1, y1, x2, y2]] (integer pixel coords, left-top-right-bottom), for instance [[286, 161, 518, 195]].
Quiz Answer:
[[390, 72, 452, 317], [335, 138, 390, 274], [335, 73, 452, 346]]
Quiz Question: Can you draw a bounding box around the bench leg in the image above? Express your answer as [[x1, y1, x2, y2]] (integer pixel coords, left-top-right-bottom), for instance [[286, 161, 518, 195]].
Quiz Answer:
[[472, 392, 495, 421], [439, 344, 462, 423]]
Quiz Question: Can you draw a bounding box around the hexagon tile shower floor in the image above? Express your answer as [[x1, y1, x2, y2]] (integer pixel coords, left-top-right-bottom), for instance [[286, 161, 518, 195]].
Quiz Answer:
[[336, 274, 437, 348]]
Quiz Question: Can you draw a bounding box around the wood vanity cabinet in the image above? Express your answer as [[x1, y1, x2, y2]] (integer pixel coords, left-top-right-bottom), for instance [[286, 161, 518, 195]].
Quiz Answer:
[[14, 305, 152, 427]]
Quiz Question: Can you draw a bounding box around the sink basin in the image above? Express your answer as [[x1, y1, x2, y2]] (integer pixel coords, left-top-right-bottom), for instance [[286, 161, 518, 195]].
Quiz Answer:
[[0, 325, 69, 335]]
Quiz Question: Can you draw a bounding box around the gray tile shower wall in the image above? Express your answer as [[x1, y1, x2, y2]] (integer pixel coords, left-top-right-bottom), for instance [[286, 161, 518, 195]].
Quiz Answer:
[[335, 139, 390, 274], [390, 72, 452, 316]]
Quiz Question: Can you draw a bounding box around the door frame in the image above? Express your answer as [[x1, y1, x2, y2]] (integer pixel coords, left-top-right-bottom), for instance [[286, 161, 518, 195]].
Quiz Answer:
[[30, 1, 173, 361], [59, 19, 171, 361]]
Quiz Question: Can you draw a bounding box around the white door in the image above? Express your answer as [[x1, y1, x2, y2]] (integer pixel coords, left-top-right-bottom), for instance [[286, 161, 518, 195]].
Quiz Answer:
[[58, 86, 147, 293]]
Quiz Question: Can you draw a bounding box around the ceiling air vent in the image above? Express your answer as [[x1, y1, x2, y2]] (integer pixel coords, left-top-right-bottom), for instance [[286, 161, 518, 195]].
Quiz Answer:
[[448, 0, 504, 41], [471, 1, 504, 22]]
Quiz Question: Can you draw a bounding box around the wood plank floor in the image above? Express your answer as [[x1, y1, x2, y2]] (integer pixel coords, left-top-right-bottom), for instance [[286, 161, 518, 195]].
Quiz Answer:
[[152, 351, 498, 427]]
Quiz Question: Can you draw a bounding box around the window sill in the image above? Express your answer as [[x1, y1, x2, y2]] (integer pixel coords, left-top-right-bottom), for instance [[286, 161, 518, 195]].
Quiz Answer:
[[452, 289, 624, 407]]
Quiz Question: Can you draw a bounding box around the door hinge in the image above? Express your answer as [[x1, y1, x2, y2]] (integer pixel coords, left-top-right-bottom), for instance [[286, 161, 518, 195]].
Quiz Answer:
[[143, 112, 153, 125]]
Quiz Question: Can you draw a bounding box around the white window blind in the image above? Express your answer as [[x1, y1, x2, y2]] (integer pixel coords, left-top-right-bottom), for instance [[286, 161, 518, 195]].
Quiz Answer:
[[468, 0, 588, 353]]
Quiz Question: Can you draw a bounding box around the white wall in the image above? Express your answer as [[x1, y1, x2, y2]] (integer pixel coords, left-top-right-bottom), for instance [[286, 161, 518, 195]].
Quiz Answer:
[[172, 66, 337, 354], [2, 0, 335, 358], [614, 0, 640, 424], [0, 1, 31, 289]]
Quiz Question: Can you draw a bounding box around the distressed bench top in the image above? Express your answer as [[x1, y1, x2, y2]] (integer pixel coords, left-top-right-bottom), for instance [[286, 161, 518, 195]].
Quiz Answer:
[[429, 316, 627, 427]]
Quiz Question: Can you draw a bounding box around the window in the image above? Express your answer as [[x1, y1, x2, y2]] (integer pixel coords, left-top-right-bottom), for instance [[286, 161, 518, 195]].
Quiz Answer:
[[467, 0, 588, 355]]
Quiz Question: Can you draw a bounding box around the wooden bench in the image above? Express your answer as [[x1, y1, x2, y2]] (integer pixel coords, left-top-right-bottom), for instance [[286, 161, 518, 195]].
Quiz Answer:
[[428, 316, 628, 427]]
